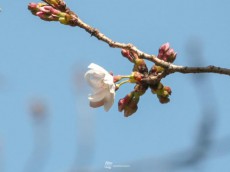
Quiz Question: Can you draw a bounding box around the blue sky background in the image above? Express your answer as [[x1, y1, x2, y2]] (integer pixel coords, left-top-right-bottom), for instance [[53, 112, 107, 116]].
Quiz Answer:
[[0, 0, 230, 172]]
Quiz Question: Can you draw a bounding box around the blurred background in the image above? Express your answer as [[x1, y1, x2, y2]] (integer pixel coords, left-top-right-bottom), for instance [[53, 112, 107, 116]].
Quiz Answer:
[[0, 0, 230, 171]]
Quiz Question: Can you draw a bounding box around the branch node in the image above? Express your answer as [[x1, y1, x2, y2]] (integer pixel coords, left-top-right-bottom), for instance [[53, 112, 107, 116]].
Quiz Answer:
[[90, 28, 99, 37], [109, 41, 116, 47], [127, 43, 134, 49], [208, 65, 214, 70]]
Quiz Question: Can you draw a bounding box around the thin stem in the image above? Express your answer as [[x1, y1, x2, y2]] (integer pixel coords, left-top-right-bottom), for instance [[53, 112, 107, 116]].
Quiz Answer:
[[120, 75, 131, 79], [114, 75, 131, 83], [116, 80, 130, 88]]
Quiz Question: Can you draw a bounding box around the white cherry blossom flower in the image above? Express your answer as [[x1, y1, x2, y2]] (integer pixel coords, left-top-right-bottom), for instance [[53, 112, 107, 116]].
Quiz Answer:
[[84, 63, 115, 111]]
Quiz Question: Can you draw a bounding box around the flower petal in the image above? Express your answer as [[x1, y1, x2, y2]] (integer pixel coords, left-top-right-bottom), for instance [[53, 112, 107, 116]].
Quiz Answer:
[[85, 70, 105, 88], [109, 83, 116, 94], [88, 63, 108, 74], [90, 100, 104, 108], [88, 88, 107, 102], [103, 92, 115, 111]]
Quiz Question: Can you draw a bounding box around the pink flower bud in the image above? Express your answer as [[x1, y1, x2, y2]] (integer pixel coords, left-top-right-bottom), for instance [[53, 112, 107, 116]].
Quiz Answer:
[[40, 6, 52, 13], [166, 48, 177, 62], [165, 48, 174, 56], [121, 49, 133, 62], [28, 3, 38, 10], [118, 93, 133, 112], [36, 11, 58, 21], [118, 99, 126, 112], [121, 49, 130, 57], [123, 95, 139, 117], [157, 43, 177, 63], [51, 8, 62, 15], [36, 11, 45, 18], [159, 42, 170, 54]]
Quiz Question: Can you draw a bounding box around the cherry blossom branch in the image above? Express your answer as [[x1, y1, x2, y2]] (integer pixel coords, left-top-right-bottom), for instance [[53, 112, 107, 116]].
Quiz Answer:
[[27, 0, 230, 116], [28, 1, 230, 77], [71, 12, 230, 77], [69, 18, 230, 76]]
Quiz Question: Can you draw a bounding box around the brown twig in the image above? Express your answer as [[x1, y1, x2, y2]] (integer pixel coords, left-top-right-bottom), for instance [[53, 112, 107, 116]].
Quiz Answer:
[[69, 14, 230, 76], [167, 64, 230, 76]]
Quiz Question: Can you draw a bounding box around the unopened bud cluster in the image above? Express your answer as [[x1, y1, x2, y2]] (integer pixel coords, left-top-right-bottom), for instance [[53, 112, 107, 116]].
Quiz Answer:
[[118, 92, 138, 117], [158, 42, 177, 63], [117, 44, 177, 116], [121, 49, 147, 73], [115, 49, 149, 116], [118, 84, 147, 117], [150, 82, 171, 104], [28, 0, 78, 26], [150, 43, 177, 75], [113, 65, 146, 115], [147, 43, 177, 104]]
